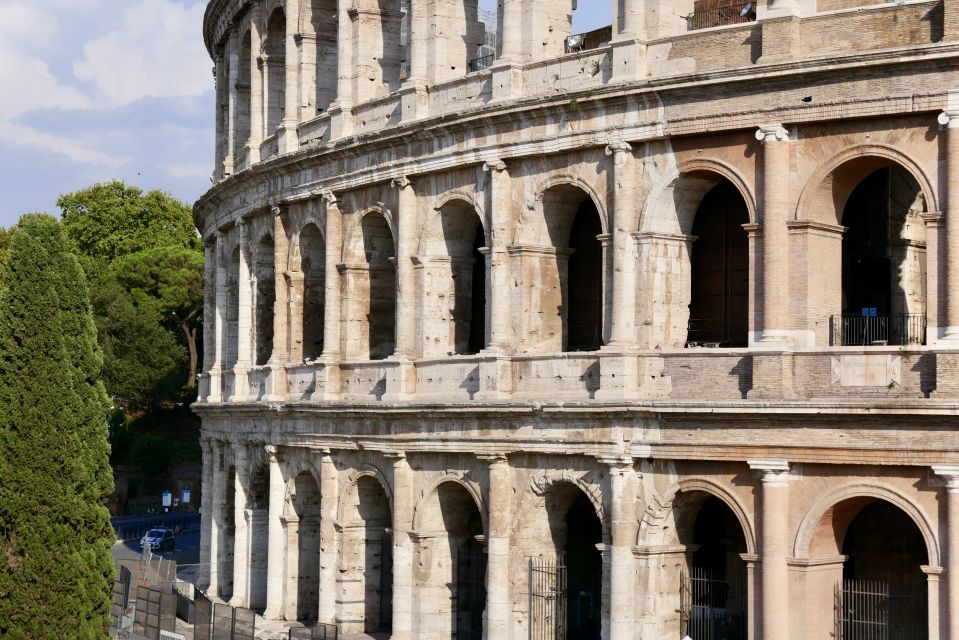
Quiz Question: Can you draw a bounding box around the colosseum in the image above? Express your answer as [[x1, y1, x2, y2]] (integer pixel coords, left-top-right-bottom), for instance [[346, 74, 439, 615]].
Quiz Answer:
[[194, 0, 959, 637]]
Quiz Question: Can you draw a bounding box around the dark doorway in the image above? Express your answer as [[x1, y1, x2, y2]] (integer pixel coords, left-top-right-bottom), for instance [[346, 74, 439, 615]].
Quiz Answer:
[[566, 199, 603, 351], [842, 169, 893, 318], [375, 535, 393, 634], [564, 493, 602, 640], [220, 464, 236, 601], [680, 496, 747, 640], [255, 236, 276, 366], [838, 501, 927, 640], [688, 181, 749, 347], [361, 214, 396, 360], [467, 227, 487, 354], [456, 535, 487, 640]]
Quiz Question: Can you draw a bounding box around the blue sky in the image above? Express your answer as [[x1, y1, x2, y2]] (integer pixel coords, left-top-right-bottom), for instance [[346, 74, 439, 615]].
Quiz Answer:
[[0, 0, 609, 229]]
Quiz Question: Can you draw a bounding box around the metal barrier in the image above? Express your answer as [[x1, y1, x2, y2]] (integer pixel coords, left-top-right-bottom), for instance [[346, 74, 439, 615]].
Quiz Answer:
[[133, 585, 177, 640], [829, 313, 926, 346], [111, 512, 199, 541], [528, 557, 567, 640], [195, 589, 213, 640], [289, 623, 339, 639], [468, 54, 494, 72], [680, 566, 747, 640], [685, 3, 754, 30], [835, 578, 927, 640]]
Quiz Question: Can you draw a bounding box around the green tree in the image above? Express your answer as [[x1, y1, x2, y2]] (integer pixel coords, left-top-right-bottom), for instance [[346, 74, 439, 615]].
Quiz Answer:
[[111, 245, 204, 388], [58, 180, 201, 280], [0, 218, 114, 639]]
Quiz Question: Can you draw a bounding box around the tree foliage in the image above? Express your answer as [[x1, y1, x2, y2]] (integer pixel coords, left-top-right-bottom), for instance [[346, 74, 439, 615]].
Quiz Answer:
[[0, 215, 114, 639], [58, 181, 201, 280], [58, 181, 204, 404]]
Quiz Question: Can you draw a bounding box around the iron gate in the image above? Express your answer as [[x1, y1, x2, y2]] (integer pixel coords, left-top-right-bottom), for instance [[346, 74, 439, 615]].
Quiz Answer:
[[456, 542, 487, 640], [528, 557, 567, 640], [834, 579, 927, 640], [679, 567, 747, 640]]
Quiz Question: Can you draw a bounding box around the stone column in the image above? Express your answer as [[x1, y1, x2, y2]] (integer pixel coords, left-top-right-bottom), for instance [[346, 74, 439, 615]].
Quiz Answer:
[[209, 440, 224, 595], [268, 205, 290, 398], [748, 459, 790, 640], [604, 142, 637, 348], [329, 0, 354, 138], [933, 465, 959, 638], [393, 177, 417, 358], [288, 268, 305, 363], [211, 235, 228, 402], [283, 515, 301, 621], [201, 242, 217, 400], [248, 4, 265, 164], [938, 109, 959, 340], [407, 0, 428, 84], [234, 219, 253, 399], [321, 191, 343, 361], [755, 124, 791, 346], [198, 439, 214, 590], [263, 446, 287, 619], [226, 31, 239, 175], [602, 457, 635, 640], [482, 455, 511, 639], [483, 160, 512, 352], [922, 565, 943, 640], [389, 452, 414, 639], [499, 0, 523, 61], [231, 444, 251, 608], [214, 50, 227, 180], [318, 450, 338, 624], [279, 0, 301, 154]]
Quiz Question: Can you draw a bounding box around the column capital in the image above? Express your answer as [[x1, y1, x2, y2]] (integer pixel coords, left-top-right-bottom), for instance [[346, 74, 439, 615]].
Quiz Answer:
[[933, 464, 959, 491], [755, 124, 790, 143], [391, 175, 412, 190], [939, 111, 959, 128], [478, 452, 509, 465], [384, 449, 407, 461], [483, 159, 508, 173], [605, 141, 632, 157], [264, 444, 283, 461], [596, 455, 633, 471], [748, 458, 790, 481], [319, 189, 338, 206]]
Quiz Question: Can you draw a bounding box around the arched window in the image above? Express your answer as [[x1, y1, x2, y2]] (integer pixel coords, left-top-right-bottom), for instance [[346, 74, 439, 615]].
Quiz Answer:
[[300, 224, 326, 359], [264, 9, 286, 133], [343, 212, 396, 360], [254, 235, 275, 366], [236, 31, 252, 149]]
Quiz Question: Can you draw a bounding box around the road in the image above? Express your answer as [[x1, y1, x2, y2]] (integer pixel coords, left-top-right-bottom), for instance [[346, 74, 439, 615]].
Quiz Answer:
[[112, 528, 201, 587]]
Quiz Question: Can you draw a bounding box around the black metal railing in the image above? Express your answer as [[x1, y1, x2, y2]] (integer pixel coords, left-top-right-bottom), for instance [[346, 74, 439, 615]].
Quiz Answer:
[[468, 54, 495, 72], [829, 314, 926, 346], [686, 3, 754, 30], [529, 557, 567, 640], [835, 579, 927, 640], [680, 567, 747, 640]]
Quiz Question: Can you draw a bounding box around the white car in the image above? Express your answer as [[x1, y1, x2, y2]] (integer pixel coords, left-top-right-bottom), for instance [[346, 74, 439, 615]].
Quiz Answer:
[[139, 527, 175, 552]]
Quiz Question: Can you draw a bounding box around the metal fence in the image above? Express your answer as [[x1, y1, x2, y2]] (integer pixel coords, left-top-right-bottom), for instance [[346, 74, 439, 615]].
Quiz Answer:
[[109, 566, 134, 638], [680, 566, 747, 640], [111, 512, 199, 541], [685, 3, 754, 30], [829, 314, 926, 346], [133, 585, 177, 640], [468, 54, 495, 72], [289, 623, 339, 639], [528, 557, 567, 640], [835, 579, 927, 640]]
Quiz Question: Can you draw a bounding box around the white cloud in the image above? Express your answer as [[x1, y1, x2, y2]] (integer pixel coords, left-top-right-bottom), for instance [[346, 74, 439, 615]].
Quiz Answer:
[[74, 0, 212, 107], [0, 3, 90, 118], [0, 121, 127, 169], [165, 162, 211, 178]]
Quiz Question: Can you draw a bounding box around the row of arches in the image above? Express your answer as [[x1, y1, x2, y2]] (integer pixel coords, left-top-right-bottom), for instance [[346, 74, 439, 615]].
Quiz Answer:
[[211, 457, 936, 638], [216, 151, 928, 365]]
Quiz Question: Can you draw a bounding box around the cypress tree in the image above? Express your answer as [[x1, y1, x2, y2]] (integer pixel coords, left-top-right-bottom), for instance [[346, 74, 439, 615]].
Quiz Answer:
[[0, 217, 114, 639]]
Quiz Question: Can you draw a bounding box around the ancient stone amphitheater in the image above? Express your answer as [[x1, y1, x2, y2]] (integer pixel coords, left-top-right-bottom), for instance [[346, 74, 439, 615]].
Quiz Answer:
[[194, 0, 959, 637]]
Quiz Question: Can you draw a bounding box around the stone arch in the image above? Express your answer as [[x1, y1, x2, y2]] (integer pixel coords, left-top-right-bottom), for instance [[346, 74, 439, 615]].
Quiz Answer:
[[337, 464, 395, 524], [638, 158, 757, 235], [342, 207, 397, 360], [666, 477, 757, 555], [515, 173, 609, 245], [795, 144, 937, 225], [412, 472, 488, 535], [793, 482, 939, 566], [343, 206, 396, 260], [263, 5, 286, 133], [526, 470, 607, 531], [283, 458, 323, 513]]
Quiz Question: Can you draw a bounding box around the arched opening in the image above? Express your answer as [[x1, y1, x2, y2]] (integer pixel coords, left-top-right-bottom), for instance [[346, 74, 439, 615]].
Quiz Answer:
[[310, 0, 338, 112], [264, 8, 286, 134], [522, 482, 603, 640], [300, 224, 326, 360], [564, 493, 602, 640], [838, 166, 927, 345], [427, 0, 485, 82], [284, 471, 321, 622], [687, 180, 749, 347], [352, 0, 405, 102], [219, 464, 236, 600], [236, 31, 252, 151], [413, 482, 486, 639], [224, 247, 241, 373], [344, 213, 396, 360], [255, 235, 275, 366], [247, 463, 270, 609], [808, 497, 929, 639], [518, 183, 604, 354], [419, 201, 486, 357], [566, 199, 604, 351], [339, 475, 393, 635], [674, 493, 747, 639]]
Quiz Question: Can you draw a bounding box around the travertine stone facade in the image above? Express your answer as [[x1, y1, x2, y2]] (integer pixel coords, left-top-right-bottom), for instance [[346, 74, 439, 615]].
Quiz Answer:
[[196, 0, 959, 637]]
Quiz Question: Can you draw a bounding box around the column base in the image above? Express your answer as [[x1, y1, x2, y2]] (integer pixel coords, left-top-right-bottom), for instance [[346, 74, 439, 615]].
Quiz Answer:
[[475, 356, 514, 400], [264, 362, 288, 401], [277, 121, 300, 155], [327, 102, 353, 140], [490, 61, 523, 102], [609, 38, 646, 83], [400, 82, 429, 122], [310, 360, 342, 401], [383, 358, 416, 402]]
